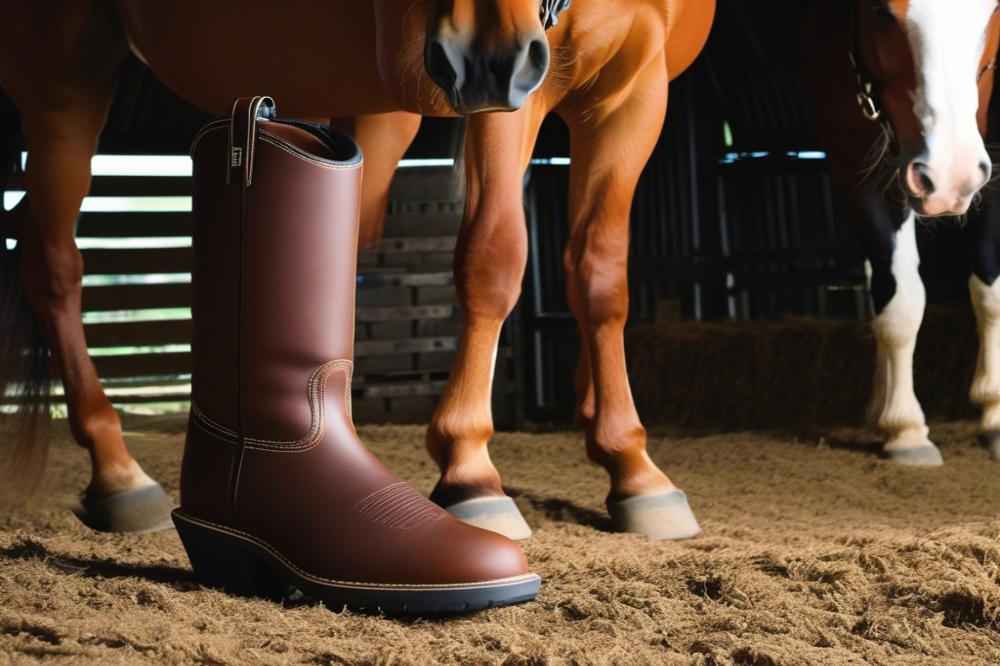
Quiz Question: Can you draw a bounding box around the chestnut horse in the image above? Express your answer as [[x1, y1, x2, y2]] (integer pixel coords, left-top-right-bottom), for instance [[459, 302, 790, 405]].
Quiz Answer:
[[801, 0, 1000, 465], [0, 0, 715, 539], [0, 0, 553, 521]]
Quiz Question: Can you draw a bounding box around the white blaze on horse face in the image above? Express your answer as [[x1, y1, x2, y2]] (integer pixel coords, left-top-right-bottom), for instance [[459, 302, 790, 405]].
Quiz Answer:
[[905, 0, 994, 215]]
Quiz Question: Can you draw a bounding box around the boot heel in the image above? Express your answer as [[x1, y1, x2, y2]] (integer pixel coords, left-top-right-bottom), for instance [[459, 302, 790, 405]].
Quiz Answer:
[[173, 511, 290, 601]]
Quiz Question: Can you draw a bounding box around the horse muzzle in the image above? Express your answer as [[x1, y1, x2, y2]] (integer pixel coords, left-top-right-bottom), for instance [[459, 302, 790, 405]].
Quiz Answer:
[[424, 34, 549, 113], [902, 154, 992, 217]]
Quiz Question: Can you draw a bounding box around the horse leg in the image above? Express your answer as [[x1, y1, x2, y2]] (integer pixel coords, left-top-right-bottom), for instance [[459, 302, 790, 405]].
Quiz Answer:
[[562, 55, 700, 539], [329, 112, 422, 248], [867, 212, 940, 464], [425, 104, 545, 540], [2, 18, 173, 528], [966, 198, 1000, 457]]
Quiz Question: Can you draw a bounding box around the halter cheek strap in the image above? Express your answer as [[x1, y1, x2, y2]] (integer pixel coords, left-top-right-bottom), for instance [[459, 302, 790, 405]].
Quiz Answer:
[[849, 1, 884, 123]]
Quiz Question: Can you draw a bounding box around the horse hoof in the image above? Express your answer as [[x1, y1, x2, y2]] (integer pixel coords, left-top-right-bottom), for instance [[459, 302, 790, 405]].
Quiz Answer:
[[880, 443, 943, 467], [607, 489, 701, 541], [979, 432, 1000, 460], [73, 483, 176, 533], [443, 496, 532, 541]]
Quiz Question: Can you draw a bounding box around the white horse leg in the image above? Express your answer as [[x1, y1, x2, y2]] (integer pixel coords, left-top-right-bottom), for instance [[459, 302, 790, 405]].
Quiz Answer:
[[864, 259, 888, 426], [873, 214, 941, 465], [970, 275, 1000, 457]]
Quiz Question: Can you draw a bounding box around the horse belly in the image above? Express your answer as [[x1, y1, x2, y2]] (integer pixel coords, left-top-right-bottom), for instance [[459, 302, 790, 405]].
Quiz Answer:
[[116, 0, 397, 117]]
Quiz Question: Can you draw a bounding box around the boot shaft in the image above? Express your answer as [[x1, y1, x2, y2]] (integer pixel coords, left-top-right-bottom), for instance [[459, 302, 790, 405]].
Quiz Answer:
[[189, 98, 363, 442]]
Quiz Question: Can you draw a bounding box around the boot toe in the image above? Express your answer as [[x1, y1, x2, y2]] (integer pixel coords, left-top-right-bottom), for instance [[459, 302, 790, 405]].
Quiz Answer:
[[430, 516, 532, 584]]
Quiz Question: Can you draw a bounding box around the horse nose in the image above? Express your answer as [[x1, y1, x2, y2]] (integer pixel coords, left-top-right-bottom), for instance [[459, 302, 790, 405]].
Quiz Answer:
[[905, 160, 937, 198], [424, 36, 549, 112]]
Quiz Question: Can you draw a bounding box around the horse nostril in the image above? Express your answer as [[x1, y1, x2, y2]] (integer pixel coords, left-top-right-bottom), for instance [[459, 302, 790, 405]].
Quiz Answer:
[[909, 161, 936, 196], [980, 159, 992, 183], [425, 39, 458, 88], [527, 38, 549, 73], [509, 37, 549, 100]]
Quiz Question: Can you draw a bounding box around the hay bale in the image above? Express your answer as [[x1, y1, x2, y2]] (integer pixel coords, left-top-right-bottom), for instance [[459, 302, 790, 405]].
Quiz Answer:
[[626, 308, 978, 430]]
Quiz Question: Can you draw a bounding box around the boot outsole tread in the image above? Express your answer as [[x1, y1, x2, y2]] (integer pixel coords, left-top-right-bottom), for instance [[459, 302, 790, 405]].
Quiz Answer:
[[173, 509, 541, 615]]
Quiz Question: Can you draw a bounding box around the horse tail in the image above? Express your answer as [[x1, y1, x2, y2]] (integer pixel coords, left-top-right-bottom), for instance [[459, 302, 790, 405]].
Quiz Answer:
[[0, 89, 52, 504]]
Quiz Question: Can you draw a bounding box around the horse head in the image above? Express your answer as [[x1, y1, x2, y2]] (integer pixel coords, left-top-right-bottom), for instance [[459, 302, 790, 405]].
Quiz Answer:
[[856, 0, 1000, 216], [423, 0, 569, 113]]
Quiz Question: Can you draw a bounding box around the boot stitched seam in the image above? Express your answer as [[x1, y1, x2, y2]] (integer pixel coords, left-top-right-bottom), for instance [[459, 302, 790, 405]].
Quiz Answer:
[[191, 359, 352, 452], [177, 512, 533, 589]]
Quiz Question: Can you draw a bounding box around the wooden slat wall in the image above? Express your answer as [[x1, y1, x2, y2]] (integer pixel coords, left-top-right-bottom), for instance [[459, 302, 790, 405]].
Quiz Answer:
[[4, 162, 502, 424]]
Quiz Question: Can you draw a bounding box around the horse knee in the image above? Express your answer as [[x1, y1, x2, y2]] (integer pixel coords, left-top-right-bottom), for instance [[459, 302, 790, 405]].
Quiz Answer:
[[565, 251, 629, 331], [20, 236, 83, 314], [971, 274, 1000, 321], [873, 271, 924, 347], [454, 208, 527, 321], [872, 219, 924, 347]]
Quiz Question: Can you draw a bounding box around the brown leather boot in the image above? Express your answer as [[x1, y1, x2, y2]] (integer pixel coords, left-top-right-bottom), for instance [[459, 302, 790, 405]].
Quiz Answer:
[[172, 97, 540, 614]]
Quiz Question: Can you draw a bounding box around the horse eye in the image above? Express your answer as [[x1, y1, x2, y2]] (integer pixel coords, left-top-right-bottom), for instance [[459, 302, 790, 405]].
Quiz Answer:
[[869, 3, 896, 21]]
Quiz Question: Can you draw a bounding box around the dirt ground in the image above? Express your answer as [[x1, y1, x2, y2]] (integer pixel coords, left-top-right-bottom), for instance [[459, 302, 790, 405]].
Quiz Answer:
[[2, 416, 1000, 665]]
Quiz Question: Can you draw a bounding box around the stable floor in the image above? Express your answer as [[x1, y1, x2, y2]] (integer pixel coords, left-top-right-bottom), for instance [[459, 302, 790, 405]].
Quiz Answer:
[[2, 417, 1000, 664]]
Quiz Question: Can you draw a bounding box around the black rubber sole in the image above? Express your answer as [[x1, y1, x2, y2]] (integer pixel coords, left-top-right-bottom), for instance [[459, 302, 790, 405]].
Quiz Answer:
[[172, 510, 541, 615]]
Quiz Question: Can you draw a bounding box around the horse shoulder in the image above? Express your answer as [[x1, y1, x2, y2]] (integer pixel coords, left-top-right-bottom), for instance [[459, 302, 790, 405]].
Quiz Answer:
[[552, 1, 668, 122], [663, 0, 716, 81]]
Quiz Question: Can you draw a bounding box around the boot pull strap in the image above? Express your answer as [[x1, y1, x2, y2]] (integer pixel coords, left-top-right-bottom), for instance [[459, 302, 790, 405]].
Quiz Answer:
[[226, 96, 276, 187]]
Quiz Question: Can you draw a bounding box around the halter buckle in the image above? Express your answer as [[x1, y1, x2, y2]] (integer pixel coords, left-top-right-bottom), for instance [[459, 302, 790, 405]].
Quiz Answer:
[[857, 91, 882, 122]]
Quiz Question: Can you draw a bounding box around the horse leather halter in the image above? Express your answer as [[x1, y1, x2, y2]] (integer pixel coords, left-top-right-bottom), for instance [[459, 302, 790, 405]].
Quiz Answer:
[[541, 0, 571, 30], [847, 0, 889, 125], [848, 0, 999, 126]]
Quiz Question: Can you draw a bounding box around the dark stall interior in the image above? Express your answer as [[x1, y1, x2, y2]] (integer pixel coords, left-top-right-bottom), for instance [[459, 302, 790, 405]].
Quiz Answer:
[[1, 0, 990, 429]]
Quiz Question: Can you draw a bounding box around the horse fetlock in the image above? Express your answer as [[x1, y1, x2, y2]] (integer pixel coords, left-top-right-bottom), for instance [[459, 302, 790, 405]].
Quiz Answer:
[[882, 423, 932, 451], [70, 402, 124, 453], [601, 450, 675, 502], [586, 429, 673, 499], [429, 451, 505, 507], [970, 374, 1000, 409], [85, 458, 156, 501], [426, 419, 502, 502], [977, 401, 1000, 433], [426, 416, 494, 461], [877, 395, 927, 440]]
